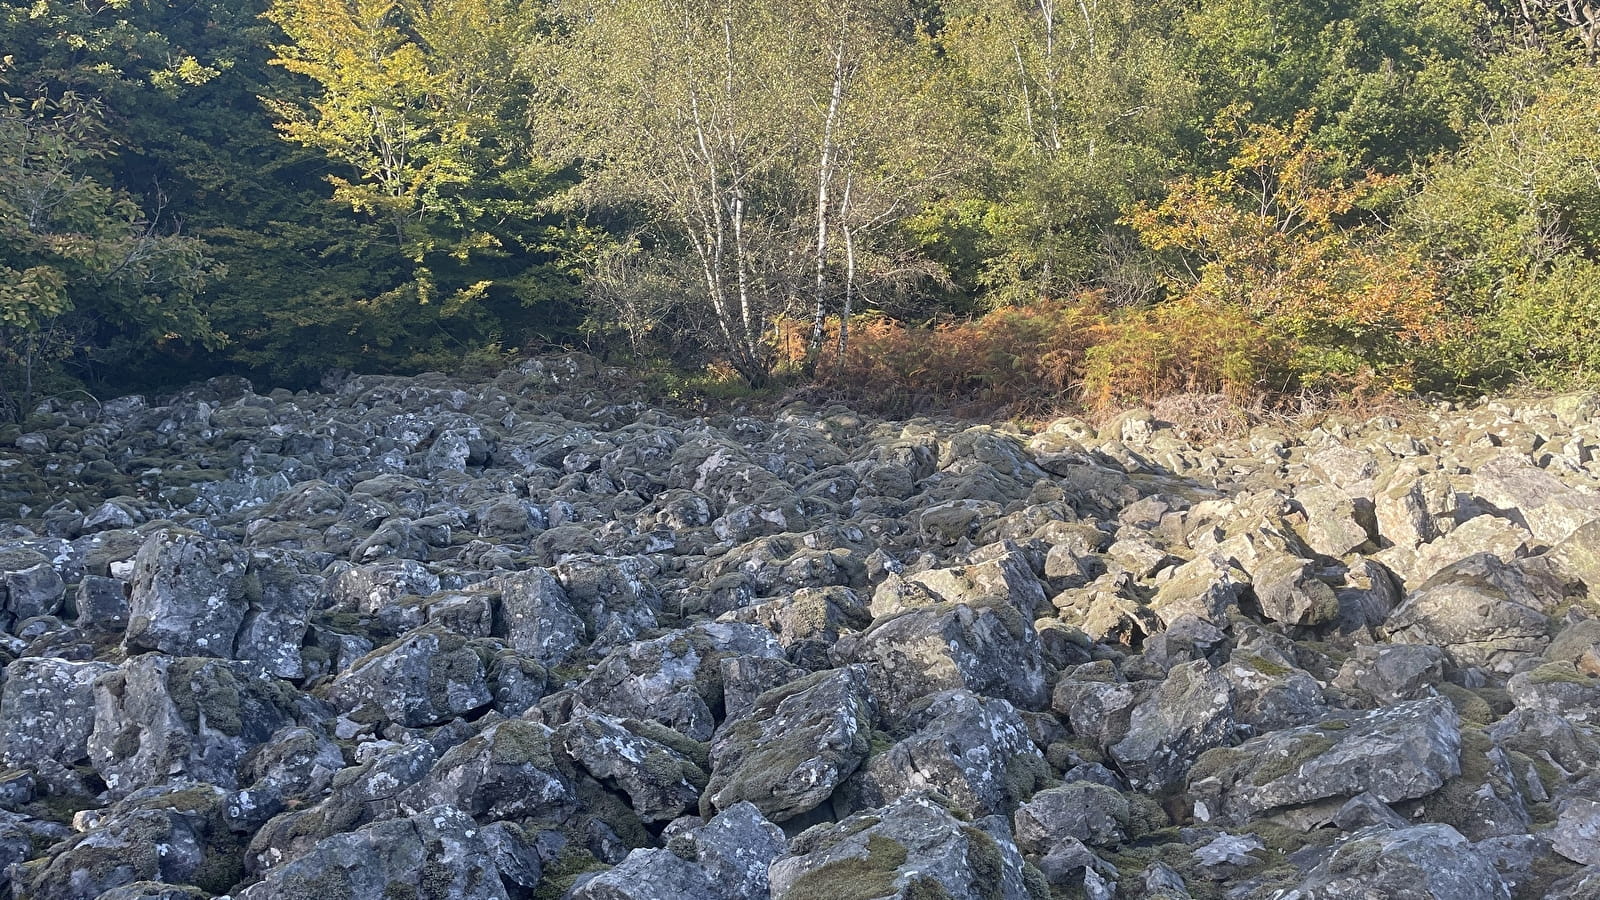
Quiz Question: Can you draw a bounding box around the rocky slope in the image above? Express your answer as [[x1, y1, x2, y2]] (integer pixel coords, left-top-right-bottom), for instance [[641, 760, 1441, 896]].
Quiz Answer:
[[0, 354, 1597, 900]]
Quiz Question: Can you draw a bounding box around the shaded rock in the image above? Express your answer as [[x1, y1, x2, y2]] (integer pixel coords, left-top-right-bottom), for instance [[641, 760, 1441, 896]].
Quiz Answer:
[[323, 626, 491, 728], [245, 740, 441, 874], [560, 710, 704, 822], [1013, 782, 1129, 851], [0, 550, 65, 626], [1384, 554, 1551, 672], [74, 574, 129, 634], [705, 665, 874, 822], [89, 655, 309, 795], [1187, 697, 1461, 827], [1109, 660, 1235, 793], [400, 718, 577, 822], [1283, 824, 1510, 900], [846, 689, 1048, 819], [123, 529, 249, 658], [570, 801, 786, 900], [232, 552, 318, 679], [12, 787, 226, 900], [1551, 798, 1600, 865], [495, 568, 586, 667], [841, 601, 1049, 716], [1332, 644, 1448, 705], [768, 792, 1040, 900], [0, 657, 115, 769], [235, 805, 508, 900], [574, 623, 785, 741]]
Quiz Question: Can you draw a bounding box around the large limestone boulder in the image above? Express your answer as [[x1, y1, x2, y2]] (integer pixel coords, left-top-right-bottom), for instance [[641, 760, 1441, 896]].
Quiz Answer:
[[1384, 554, 1551, 672], [0, 657, 115, 769], [569, 802, 787, 900], [88, 655, 312, 796], [574, 623, 785, 741], [560, 709, 705, 823], [235, 805, 508, 900], [321, 626, 492, 728], [1186, 697, 1461, 827], [399, 718, 577, 822], [841, 601, 1050, 716], [1109, 660, 1236, 793], [768, 792, 1044, 900], [845, 689, 1049, 818], [123, 529, 249, 658], [704, 665, 875, 822], [1284, 824, 1510, 900]]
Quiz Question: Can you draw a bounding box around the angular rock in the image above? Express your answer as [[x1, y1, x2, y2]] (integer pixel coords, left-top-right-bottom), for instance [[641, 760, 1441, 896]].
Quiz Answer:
[[0, 657, 115, 769], [1186, 697, 1461, 827], [846, 689, 1048, 818], [124, 529, 249, 658], [705, 665, 874, 822], [575, 623, 785, 741], [89, 655, 309, 795], [560, 710, 705, 822], [235, 805, 508, 900], [1013, 782, 1129, 851], [495, 567, 586, 666], [1284, 824, 1510, 900], [1551, 798, 1600, 865], [570, 802, 787, 900], [769, 792, 1039, 900], [1472, 452, 1600, 546], [842, 601, 1049, 715], [1110, 660, 1235, 793], [322, 626, 492, 728], [1384, 554, 1551, 672], [400, 718, 577, 822]]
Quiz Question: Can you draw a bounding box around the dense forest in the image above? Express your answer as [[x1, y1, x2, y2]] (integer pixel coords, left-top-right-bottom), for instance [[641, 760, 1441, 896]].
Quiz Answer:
[[2, 0, 1599, 417]]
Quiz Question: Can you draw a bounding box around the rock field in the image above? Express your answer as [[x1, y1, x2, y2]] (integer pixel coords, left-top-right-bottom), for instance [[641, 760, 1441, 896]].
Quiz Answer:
[[0, 353, 1597, 899]]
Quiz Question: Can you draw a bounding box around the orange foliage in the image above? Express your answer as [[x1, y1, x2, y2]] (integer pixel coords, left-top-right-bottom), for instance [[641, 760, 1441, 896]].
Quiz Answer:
[[778, 292, 1289, 413], [1122, 110, 1449, 390]]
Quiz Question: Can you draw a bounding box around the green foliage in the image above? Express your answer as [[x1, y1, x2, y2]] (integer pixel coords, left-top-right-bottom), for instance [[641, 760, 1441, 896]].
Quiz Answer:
[[0, 92, 217, 417], [1408, 61, 1600, 388]]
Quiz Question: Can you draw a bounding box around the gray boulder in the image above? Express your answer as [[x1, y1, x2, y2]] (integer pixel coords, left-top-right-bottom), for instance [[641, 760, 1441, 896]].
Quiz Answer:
[[322, 626, 492, 728], [495, 567, 586, 666], [842, 601, 1049, 716], [0, 549, 65, 627], [1109, 660, 1235, 793], [705, 665, 874, 822], [1283, 824, 1510, 900], [570, 802, 787, 900], [574, 623, 785, 741], [560, 710, 705, 822], [1013, 782, 1129, 851], [846, 689, 1048, 818], [232, 552, 318, 679], [768, 792, 1042, 900], [1552, 798, 1600, 865], [1384, 554, 1551, 672], [123, 529, 249, 658], [235, 805, 508, 900], [399, 718, 577, 822], [1186, 697, 1461, 827], [0, 657, 115, 769], [88, 655, 309, 795]]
